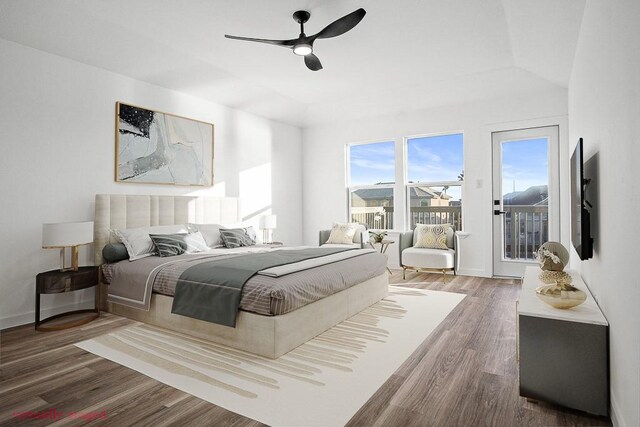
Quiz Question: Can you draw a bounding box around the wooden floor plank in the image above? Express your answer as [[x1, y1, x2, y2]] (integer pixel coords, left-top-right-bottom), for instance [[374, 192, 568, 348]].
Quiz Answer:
[[0, 272, 610, 426]]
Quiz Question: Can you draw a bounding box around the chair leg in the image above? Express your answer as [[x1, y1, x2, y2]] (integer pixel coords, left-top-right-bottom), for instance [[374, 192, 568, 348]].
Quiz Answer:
[[442, 269, 446, 283], [402, 267, 406, 280]]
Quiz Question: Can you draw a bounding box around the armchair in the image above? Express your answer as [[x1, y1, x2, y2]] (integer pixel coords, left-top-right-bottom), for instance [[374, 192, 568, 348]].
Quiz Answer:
[[319, 224, 369, 249], [398, 226, 457, 282]]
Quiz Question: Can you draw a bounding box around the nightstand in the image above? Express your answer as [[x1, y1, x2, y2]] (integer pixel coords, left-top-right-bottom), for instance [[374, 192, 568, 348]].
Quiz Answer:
[[35, 266, 100, 331]]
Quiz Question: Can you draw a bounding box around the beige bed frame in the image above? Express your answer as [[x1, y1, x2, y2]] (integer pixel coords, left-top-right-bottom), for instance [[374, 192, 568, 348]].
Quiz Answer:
[[94, 194, 388, 359]]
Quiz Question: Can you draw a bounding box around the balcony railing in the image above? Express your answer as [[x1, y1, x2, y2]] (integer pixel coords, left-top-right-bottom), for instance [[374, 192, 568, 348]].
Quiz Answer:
[[350, 207, 395, 230], [351, 205, 548, 261], [503, 205, 548, 260], [350, 206, 462, 231], [409, 206, 462, 231]]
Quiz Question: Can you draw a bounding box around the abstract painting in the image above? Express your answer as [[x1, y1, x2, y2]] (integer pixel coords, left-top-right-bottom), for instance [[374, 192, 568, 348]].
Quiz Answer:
[[115, 102, 213, 186]]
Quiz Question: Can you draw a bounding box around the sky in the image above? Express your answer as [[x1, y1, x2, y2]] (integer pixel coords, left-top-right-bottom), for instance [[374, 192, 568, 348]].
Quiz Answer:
[[348, 134, 548, 200], [348, 141, 396, 185], [501, 137, 548, 195], [407, 134, 464, 183], [348, 134, 464, 186]]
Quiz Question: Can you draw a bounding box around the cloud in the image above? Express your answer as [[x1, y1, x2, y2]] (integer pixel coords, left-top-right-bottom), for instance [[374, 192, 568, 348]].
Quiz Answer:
[[351, 158, 395, 171], [408, 163, 462, 182], [411, 145, 442, 163]]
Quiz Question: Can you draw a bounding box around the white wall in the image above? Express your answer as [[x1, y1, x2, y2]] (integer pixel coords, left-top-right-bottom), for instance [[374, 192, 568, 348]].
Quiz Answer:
[[302, 89, 569, 276], [0, 39, 303, 329], [568, 1, 640, 425]]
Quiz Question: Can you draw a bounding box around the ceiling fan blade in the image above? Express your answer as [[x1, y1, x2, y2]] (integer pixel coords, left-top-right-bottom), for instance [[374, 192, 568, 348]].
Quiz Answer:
[[313, 8, 366, 40], [224, 34, 297, 48], [304, 53, 323, 71]]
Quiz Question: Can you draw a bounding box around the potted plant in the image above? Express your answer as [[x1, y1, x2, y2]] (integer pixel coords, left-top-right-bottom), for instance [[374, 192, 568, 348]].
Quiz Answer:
[[369, 230, 387, 244]]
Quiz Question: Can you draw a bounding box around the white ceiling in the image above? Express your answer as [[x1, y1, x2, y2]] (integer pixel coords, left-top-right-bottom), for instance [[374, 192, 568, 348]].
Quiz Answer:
[[0, 0, 585, 127]]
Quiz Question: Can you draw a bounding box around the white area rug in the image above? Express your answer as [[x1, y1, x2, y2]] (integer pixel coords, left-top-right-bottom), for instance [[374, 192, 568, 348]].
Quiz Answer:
[[76, 286, 465, 426]]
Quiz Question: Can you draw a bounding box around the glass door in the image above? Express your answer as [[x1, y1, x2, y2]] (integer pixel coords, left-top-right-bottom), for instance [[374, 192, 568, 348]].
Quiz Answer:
[[492, 126, 559, 277]]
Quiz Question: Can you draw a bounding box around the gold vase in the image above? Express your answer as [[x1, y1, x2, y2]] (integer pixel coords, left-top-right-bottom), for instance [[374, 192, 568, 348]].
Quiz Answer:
[[535, 281, 587, 309], [538, 270, 573, 284]]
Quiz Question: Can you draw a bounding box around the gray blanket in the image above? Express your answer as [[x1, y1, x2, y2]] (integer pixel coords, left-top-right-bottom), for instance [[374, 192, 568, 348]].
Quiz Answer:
[[171, 247, 355, 327]]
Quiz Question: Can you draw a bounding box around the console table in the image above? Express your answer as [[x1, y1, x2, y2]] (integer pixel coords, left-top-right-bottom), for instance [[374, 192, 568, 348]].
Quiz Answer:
[[517, 266, 609, 416]]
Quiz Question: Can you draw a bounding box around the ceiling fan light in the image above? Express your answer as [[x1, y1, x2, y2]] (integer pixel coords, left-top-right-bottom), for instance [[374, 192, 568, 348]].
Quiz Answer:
[[293, 44, 313, 56]]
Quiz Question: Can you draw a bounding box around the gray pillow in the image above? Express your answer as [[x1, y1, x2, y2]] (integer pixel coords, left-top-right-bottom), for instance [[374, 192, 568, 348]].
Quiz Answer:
[[219, 227, 256, 248], [102, 243, 129, 263], [149, 233, 188, 257]]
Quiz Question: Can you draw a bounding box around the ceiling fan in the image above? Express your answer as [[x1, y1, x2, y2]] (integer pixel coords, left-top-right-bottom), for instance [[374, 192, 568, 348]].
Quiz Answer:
[[224, 8, 366, 71]]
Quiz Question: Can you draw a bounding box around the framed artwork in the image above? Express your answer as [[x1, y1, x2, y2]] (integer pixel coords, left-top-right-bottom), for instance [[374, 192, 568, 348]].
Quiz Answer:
[[115, 102, 214, 186]]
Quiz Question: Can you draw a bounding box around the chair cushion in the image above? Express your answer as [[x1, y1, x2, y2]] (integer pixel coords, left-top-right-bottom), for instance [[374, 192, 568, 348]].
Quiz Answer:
[[402, 247, 455, 269], [413, 224, 454, 249]]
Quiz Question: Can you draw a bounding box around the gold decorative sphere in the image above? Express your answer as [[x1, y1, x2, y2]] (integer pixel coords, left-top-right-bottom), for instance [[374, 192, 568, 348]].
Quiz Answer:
[[538, 241, 570, 271]]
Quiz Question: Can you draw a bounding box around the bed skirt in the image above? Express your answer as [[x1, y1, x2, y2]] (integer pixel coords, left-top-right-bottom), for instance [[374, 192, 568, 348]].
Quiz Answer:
[[107, 272, 389, 359]]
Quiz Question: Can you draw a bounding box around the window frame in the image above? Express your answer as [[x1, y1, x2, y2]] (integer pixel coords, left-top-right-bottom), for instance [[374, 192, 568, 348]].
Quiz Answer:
[[345, 139, 397, 230], [404, 132, 465, 231]]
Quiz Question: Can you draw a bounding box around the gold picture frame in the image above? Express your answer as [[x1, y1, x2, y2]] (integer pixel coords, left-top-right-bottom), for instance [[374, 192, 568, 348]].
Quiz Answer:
[[115, 102, 214, 186]]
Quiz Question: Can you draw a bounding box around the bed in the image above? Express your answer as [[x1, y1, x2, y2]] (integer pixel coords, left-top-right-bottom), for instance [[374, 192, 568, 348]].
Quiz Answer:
[[94, 194, 389, 358]]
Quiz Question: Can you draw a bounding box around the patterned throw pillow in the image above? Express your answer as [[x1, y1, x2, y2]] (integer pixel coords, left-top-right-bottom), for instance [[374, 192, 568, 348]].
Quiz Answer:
[[325, 223, 358, 245], [112, 224, 189, 261], [414, 224, 451, 250], [219, 227, 256, 248], [149, 233, 189, 257]]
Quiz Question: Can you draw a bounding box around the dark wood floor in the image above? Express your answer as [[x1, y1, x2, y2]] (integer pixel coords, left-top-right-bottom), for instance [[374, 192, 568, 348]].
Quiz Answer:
[[1, 272, 610, 426]]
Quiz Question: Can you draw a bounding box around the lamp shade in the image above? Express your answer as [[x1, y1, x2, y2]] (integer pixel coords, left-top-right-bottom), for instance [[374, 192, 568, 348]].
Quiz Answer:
[[42, 221, 94, 248], [259, 215, 277, 230]]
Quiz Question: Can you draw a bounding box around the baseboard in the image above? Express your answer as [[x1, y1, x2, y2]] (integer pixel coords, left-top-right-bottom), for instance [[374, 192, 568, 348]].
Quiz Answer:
[[390, 267, 489, 277], [0, 299, 95, 331], [610, 392, 627, 427], [456, 268, 491, 277]]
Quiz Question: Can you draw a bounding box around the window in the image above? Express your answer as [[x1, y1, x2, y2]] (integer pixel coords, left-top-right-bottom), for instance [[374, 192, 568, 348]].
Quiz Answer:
[[406, 133, 463, 231], [347, 141, 395, 230]]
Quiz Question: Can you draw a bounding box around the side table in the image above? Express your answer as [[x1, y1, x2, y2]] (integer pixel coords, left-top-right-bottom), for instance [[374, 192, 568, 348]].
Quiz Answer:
[[369, 239, 394, 274], [35, 266, 100, 331]]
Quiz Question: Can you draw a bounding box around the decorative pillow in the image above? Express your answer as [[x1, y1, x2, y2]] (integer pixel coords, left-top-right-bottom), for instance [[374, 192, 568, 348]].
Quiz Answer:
[[414, 224, 451, 250], [325, 223, 359, 245], [149, 233, 188, 257], [223, 223, 258, 242], [102, 243, 129, 263], [219, 227, 256, 248], [112, 224, 188, 261], [183, 231, 210, 253], [187, 223, 223, 248]]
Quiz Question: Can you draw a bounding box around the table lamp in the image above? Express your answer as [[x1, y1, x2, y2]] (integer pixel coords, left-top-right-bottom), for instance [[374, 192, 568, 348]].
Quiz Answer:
[[259, 214, 277, 244], [42, 221, 94, 271]]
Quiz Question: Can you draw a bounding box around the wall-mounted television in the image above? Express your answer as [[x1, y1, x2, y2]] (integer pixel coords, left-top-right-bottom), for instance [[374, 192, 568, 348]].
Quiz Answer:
[[570, 138, 593, 260]]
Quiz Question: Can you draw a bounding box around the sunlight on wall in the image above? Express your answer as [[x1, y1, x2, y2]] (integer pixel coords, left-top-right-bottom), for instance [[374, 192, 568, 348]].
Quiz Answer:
[[239, 163, 272, 239], [186, 181, 226, 197]]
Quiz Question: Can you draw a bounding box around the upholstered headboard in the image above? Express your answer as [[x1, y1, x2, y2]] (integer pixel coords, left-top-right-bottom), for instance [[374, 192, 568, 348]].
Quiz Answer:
[[94, 194, 240, 265]]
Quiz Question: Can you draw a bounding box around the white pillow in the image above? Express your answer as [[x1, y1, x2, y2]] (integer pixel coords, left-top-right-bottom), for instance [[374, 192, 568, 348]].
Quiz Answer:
[[183, 231, 210, 253], [188, 223, 257, 247], [188, 223, 223, 248], [326, 223, 359, 245], [112, 224, 188, 261], [414, 224, 451, 250]]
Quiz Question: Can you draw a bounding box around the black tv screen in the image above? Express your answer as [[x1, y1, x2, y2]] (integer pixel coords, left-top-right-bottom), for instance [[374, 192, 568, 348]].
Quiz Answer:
[[570, 138, 593, 260]]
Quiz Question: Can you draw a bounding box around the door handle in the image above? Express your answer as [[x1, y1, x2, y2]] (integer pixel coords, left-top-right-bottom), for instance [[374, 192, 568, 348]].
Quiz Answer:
[[494, 209, 505, 215]]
